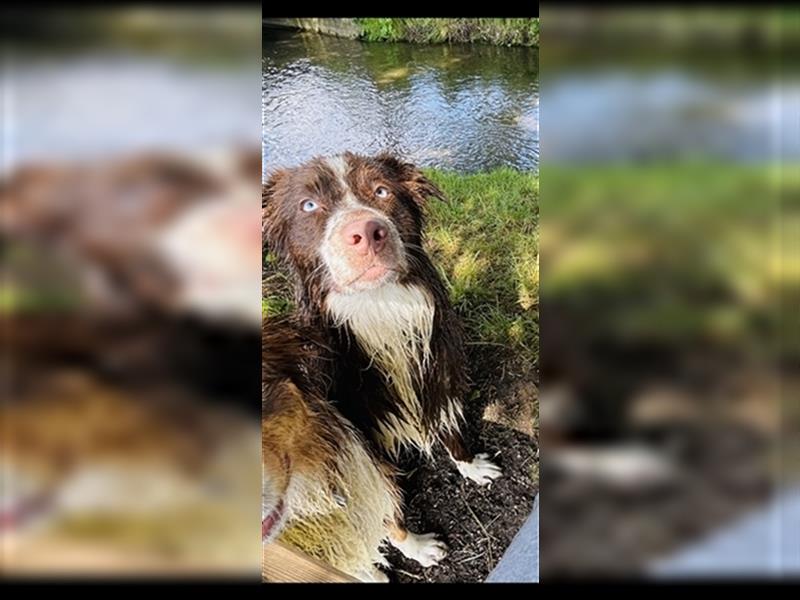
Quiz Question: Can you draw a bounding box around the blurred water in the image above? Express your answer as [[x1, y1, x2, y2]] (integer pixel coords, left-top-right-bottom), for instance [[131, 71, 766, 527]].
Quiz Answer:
[[545, 69, 797, 163], [4, 49, 259, 169], [262, 28, 539, 174]]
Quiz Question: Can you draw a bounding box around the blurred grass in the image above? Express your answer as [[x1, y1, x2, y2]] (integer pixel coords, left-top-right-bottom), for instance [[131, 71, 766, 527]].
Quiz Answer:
[[355, 18, 539, 47], [545, 8, 795, 50], [541, 162, 796, 358], [262, 168, 539, 363]]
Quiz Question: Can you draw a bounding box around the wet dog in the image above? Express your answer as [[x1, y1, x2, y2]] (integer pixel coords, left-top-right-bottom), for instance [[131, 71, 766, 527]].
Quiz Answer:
[[262, 152, 502, 482]]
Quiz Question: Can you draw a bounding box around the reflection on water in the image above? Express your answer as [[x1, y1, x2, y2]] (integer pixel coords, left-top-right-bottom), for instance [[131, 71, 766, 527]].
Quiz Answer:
[[262, 29, 539, 174]]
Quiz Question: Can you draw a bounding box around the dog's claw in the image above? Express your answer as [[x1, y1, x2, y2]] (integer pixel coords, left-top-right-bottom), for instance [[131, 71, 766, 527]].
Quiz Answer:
[[457, 453, 503, 486]]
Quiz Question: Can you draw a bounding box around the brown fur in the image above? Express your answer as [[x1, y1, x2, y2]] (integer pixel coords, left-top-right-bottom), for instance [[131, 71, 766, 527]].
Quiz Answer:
[[262, 317, 402, 580]]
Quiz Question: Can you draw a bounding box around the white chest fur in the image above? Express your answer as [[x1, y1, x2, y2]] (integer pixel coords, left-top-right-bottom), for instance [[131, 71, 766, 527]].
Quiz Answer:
[[326, 283, 436, 454]]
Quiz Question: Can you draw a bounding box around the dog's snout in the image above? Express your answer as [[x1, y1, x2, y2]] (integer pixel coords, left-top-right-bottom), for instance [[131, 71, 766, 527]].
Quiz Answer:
[[341, 218, 389, 255]]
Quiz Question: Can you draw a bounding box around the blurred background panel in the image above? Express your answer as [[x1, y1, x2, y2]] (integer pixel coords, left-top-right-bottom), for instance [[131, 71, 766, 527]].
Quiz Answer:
[[1, 6, 262, 578], [539, 6, 797, 577]]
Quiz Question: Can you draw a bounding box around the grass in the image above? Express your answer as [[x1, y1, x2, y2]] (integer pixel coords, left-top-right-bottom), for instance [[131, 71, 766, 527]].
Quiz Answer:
[[541, 162, 798, 359], [354, 18, 538, 47], [262, 168, 539, 363]]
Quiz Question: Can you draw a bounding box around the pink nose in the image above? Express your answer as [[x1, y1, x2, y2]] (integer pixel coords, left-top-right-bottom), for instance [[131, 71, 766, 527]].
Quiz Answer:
[[341, 219, 389, 255]]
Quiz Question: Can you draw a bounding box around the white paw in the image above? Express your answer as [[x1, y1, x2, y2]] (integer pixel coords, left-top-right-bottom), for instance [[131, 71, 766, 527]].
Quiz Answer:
[[456, 453, 503, 486], [391, 531, 448, 568], [356, 566, 390, 583]]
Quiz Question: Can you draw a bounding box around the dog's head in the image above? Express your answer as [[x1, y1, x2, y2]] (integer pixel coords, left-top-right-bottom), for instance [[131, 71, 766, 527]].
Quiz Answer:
[[262, 153, 444, 302]]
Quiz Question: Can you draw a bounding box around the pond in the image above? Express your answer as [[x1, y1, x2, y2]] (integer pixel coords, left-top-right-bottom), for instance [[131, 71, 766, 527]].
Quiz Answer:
[[262, 28, 539, 175]]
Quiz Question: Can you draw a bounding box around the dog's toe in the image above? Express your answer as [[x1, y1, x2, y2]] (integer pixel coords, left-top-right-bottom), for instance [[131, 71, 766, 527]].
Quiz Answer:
[[393, 531, 448, 568], [456, 454, 503, 486], [413, 533, 448, 567], [356, 566, 390, 583]]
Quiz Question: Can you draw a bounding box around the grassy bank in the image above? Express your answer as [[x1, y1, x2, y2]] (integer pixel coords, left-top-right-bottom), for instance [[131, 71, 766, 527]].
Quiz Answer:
[[355, 18, 538, 47], [263, 167, 539, 362], [546, 8, 793, 47]]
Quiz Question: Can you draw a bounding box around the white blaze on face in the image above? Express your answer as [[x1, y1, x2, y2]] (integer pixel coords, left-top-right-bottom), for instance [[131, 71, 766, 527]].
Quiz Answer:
[[318, 156, 407, 292], [324, 155, 358, 207]]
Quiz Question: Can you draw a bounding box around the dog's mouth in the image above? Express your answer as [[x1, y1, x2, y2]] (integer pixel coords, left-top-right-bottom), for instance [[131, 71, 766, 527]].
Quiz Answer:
[[341, 263, 401, 291]]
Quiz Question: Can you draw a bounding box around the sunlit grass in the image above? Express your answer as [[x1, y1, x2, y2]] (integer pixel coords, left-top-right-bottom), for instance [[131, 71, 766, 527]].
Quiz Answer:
[[424, 168, 538, 359], [355, 18, 539, 47]]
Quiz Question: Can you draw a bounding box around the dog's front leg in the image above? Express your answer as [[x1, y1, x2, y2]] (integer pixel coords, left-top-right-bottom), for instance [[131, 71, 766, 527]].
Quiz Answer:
[[441, 430, 503, 486], [386, 520, 447, 568]]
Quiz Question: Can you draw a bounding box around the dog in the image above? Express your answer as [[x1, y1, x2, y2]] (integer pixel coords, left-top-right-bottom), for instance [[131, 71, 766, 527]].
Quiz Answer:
[[262, 317, 448, 582], [262, 152, 502, 481]]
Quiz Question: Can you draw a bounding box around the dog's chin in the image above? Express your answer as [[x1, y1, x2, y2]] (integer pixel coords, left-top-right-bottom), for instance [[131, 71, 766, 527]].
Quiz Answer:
[[336, 265, 400, 294]]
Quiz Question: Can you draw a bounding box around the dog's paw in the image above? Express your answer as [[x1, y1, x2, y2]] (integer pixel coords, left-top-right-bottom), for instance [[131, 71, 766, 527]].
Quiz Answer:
[[456, 453, 503, 486], [356, 566, 390, 583], [393, 532, 448, 568]]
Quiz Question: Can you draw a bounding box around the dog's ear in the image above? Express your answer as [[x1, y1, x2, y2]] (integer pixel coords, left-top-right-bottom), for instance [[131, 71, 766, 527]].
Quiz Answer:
[[262, 169, 288, 258], [375, 153, 447, 207]]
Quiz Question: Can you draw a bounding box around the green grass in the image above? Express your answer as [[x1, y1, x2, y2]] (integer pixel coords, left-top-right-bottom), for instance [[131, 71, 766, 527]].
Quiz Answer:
[[424, 169, 538, 356], [355, 18, 538, 47], [263, 168, 539, 361], [541, 162, 798, 357]]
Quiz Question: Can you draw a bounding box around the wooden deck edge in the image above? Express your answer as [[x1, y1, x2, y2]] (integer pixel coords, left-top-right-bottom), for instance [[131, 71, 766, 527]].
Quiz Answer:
[[263, 541, 359, 583]]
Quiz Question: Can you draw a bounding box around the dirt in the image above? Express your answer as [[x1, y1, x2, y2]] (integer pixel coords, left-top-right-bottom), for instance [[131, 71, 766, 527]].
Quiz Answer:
[[388, 348, 539, 584], [540, 422, 776, 577]]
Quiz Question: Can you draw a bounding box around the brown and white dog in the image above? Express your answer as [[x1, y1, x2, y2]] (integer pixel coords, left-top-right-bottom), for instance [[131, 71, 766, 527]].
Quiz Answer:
[[263, 317, 445, 582], [263, 152, 502, 478], [262, 152, 502, 577]]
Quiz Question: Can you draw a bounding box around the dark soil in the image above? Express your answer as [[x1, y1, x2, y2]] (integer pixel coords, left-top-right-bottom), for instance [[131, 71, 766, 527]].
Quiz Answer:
[[389, 425, 537, 583], [541, 424, 775, 576], [537, 307, 788, 576], [388, 347, 539, 584]]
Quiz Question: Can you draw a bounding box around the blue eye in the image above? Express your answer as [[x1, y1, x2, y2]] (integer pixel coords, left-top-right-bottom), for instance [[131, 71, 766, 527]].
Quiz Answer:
[[301, 199, 319, 213]]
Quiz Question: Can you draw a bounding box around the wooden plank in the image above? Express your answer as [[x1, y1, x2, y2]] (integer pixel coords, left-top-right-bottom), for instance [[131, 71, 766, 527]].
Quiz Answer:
[[262, 541, 358, 583]]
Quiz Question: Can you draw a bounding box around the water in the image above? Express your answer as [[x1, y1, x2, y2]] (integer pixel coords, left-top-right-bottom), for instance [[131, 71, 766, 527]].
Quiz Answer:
[[4, 50, 259, 169], [543, 61, 799, 164], [262, 29, 539, 175]]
